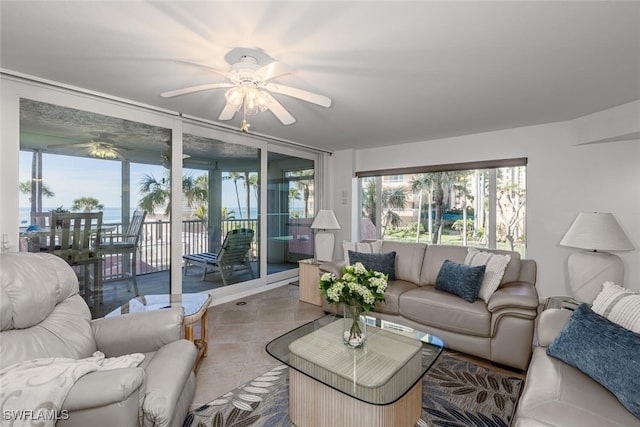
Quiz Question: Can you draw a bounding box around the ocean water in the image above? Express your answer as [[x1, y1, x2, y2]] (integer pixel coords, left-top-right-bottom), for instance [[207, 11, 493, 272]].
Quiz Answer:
[[20, 206, 265, 225], [20, 207, 125, 225]]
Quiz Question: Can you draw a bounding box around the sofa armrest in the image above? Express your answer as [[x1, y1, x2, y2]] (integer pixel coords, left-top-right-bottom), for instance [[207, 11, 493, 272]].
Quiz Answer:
[[92, 308, 184, 356], [537, 308, 572, 347], [487, 282, 539, 312], [318, 260, 346, 277], [62, 367, 144, 411]]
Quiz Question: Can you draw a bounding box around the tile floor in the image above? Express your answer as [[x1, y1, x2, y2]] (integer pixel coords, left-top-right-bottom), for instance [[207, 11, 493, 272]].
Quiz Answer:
[[190, 283, 526, 410], [191, 284, 325, 408]]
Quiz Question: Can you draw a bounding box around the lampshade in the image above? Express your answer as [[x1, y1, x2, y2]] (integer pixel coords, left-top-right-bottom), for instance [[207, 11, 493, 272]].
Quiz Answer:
[[560, 212, 634, 252], [311, 210, 341, 230]]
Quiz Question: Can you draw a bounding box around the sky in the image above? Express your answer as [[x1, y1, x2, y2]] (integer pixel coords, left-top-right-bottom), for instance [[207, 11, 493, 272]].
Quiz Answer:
[[18, 151, 253, 211]]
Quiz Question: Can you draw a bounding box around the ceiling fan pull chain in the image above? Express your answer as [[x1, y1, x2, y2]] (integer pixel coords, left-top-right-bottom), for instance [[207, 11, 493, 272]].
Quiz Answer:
[[241, 96, 250, 133]]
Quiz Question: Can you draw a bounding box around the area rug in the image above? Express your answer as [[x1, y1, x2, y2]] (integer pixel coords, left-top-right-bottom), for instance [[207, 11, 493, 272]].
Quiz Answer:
[[183, 354, 523, 427]]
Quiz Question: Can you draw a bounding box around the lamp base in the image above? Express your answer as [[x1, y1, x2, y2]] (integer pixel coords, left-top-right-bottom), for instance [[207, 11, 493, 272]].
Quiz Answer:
[[567, 251, 624, 303], [315, 231, 335, 262]]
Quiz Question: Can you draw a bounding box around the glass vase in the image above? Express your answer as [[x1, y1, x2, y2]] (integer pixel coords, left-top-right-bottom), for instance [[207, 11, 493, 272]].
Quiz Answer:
[[343, 304, 367, 349]]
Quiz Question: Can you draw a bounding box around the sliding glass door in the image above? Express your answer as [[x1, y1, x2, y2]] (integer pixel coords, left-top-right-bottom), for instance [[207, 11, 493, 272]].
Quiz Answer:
[[266, 151, 315, 282]]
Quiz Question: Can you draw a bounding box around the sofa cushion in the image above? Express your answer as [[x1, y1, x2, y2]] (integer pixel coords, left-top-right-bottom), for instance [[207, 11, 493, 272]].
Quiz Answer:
[[435, 260, 486, 303], [348, 250, 397, 280], [374, 280, 418, 315], [380, 241, 426, 284], [515, 347, 640, 427], [420, 245, 521, 286], [465, 248, 511, 303], [592, 281, 640, 333], [399, 286, 491, 336], [547, 304, 640, 418], [342, 240, 382, 264]]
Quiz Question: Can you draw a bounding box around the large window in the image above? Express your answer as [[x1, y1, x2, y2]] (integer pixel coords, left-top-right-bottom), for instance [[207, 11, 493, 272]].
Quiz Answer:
[[358, 159, 527, 255]]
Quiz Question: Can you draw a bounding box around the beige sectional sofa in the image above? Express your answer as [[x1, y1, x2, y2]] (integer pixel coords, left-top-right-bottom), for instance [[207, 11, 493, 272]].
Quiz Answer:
[[515, 308, 640, 426], [320, 241, 539, 371]]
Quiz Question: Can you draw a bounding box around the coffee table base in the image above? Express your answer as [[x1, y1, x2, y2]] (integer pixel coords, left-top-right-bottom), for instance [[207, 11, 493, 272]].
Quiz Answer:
[[289, 369, 422, 427]]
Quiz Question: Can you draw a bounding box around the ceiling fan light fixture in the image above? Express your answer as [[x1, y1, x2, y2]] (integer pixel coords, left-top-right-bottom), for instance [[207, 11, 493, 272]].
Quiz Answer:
[[88, 144, 118, 160], [244, 88, 268, 115], [225, 87, 244, 109]]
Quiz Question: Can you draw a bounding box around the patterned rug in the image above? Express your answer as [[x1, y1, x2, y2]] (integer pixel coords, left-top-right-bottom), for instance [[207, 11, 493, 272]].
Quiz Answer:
[[184, 353, 523, 427]]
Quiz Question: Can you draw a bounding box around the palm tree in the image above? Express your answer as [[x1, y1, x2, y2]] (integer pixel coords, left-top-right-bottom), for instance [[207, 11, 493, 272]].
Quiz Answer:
[[249, 173, 259, 214], [361, 179, 406, 237], [19, 180, 55, 200], [289, 187, 302, 214], [408, 172, 466, 244], [380, 186, 406, 236], [243, 171, 251, 219], [138, 171, 207, 216], [71, 197, 104, 212], [362, 179, 377, 226], [193, 205, 207, 221], [410, 175, 429, 242], [223, 172, 244, 219], [221, 207, 236, 220]]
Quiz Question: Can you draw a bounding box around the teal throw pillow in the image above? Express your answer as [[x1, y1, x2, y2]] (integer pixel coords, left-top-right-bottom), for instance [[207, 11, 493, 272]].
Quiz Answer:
[[348, 250, 396, 280], [434, 260, 486, 303], [547, 304, 640, 418]]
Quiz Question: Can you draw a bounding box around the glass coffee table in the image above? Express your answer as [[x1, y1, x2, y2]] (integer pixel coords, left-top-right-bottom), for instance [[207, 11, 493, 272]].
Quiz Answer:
[[106, 293, 212, 369], [266, 314, 444, 427]]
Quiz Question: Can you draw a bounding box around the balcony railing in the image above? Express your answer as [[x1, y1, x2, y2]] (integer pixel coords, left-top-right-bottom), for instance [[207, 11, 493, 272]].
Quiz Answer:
[[101, 219, 259, 278]]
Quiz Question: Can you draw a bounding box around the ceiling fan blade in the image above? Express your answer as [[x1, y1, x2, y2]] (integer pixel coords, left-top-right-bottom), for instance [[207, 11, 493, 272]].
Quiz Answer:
[[218, 102, 238, 121], [254, 61, 291, 81], [47, 142, 92, 149], [263, 92, 296, 125], [160, 83, 234, 98], [264, 83, 331, 107], [172, 59, 229, 77]]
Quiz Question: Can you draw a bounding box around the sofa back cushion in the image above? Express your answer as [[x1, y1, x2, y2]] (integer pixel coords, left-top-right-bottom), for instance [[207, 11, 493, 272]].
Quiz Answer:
[[342, 240, 383, 264], [348, 250, 397, 280], [0, 253, 96, 369], [420, 245, 521, 286], [380, 241, 426, 284]]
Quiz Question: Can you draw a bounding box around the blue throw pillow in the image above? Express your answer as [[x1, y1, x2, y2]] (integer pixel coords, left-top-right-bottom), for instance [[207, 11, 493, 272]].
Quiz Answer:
[[434, 260, 486, 303], [547, 304, 640, 418], [348, 250, 396, 280]]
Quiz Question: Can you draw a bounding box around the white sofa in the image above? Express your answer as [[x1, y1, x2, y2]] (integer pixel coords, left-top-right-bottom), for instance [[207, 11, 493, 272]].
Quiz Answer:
[[514, 308, 640, 426], [320, 241, 539, 371]]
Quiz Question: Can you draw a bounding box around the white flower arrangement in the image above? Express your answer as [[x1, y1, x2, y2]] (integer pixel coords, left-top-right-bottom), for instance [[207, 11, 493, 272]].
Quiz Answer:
[[319, 262, 388, 313]]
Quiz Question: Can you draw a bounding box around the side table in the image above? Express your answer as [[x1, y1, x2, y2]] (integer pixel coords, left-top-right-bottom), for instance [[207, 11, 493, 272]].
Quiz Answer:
[[298, 258, 323, 306], [543, 295, 582, 311], [106, 293, 212, 369]]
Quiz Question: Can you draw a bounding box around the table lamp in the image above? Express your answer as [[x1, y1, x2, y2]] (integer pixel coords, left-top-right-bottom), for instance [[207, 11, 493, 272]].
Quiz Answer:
[[311, 210, 341, 262], [560, 212, 634, 303]]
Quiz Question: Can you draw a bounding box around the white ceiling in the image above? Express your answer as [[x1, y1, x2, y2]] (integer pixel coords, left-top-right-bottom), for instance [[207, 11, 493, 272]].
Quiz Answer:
[[2, 1, 639, 153]]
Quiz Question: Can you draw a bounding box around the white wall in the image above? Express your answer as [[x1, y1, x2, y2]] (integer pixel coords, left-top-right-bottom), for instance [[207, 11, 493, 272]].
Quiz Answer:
[[329, 116, 640, 299]]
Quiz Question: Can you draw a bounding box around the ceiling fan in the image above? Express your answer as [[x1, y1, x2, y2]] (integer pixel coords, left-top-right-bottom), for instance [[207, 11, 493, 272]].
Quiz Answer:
[[160, 55, 332, 132], [47, 133, 131, 160]]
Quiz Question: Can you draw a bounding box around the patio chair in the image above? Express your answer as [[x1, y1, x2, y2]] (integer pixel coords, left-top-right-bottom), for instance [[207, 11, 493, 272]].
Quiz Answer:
[[26, 211, 52, 252], [183, 228, 256, 285], [99, 210, 147, 296], [49, 211, 103, 302]]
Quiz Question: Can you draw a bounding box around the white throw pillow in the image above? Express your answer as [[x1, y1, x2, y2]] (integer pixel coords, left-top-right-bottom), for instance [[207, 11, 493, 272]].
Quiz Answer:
[[342, 240, 383, 264], [464, 248, 511, 303], [592, 281, 640, 333]]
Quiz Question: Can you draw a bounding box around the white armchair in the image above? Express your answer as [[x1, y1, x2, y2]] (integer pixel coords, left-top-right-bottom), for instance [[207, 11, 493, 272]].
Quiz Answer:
[[0, 252, 196, 427]]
